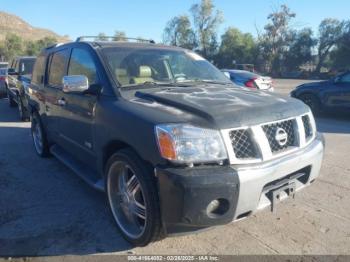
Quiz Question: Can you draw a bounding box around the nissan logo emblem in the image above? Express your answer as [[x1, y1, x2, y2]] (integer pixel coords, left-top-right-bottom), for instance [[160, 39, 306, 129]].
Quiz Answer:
[[275, 127, 288, 146]]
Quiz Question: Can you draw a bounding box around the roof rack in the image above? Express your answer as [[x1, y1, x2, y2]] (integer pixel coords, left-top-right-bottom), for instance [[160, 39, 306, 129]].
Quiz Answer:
[[75, 36, 155, 44]]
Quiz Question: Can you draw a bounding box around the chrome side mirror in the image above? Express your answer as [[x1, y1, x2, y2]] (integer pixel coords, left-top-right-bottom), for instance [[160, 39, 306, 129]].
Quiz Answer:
[[62, 75, 89, 93], [223, 71, 230, 79]]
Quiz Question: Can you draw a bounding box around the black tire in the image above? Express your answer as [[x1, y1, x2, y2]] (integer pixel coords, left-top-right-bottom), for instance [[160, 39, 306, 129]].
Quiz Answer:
[[299, 94, 321, 115], [105, 148, 163, 246], [7, 89, 16, 107], [31, 112, 50, 157], [18, 96, 30, 122]]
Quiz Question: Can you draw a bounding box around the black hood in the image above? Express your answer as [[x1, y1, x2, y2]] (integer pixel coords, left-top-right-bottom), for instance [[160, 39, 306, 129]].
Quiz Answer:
[[133, 86, 309, 129], [298, 80, 328, 89]]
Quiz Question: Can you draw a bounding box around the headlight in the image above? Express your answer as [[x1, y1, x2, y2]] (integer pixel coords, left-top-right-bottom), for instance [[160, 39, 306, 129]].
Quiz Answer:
[[155, 124, 227, 164]]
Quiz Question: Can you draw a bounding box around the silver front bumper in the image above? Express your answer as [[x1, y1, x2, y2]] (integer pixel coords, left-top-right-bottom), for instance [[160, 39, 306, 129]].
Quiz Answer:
[[233, 133, 324, 220]]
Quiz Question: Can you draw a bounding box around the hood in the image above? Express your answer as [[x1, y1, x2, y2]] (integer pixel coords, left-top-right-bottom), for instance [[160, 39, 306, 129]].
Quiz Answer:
[[298, 80, 328, 89], [134, 86, 309, 129]]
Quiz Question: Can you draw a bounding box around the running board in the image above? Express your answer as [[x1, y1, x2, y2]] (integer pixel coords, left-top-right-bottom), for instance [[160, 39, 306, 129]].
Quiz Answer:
[[50, 145, 105, 192]]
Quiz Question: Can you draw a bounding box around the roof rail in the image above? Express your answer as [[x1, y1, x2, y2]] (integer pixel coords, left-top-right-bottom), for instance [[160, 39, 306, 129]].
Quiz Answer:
[[76, 36, 155, 44]]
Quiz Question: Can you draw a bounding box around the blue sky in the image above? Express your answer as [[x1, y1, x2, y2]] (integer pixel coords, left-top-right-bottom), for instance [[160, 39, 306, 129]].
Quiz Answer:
[[1, 0, 349, 42]]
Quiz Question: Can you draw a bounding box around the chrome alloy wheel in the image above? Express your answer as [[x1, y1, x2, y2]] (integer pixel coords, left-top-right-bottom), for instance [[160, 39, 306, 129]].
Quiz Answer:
[[32, 118, 43, 154], [107, 161, 147, 239]]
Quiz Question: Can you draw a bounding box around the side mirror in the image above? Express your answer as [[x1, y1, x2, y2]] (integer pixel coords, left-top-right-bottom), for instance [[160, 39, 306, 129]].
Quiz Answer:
[[223, 71, 230, 79], [62, 75, 89, 93], [7, 68, 17, 75], [334, 76, 341, 84]]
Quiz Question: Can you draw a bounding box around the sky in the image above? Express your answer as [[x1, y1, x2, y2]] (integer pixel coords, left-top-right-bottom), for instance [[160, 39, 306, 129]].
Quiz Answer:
[[1, 0, 349, 42]]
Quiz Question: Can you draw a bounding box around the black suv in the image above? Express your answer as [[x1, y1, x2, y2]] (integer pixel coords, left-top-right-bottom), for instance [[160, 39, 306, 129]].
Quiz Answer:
[[7, 56, 36, 121], [28, 37, 324, 246]]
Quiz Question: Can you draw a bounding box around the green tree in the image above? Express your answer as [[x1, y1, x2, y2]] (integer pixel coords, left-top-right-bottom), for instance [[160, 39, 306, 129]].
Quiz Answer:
[[216, 27, 256, 68], [330, 21, 350, 70], [95, 32, 108, 41], [113, 31, 127, 41], [0, 33, 24, 61], [315, 18, 344, 73], [163, 15, 196, 49], [284, 28, 317, 71], [258, 4, 296, 74], [190, 0, 223, 58], [25, 36, 58, 56]]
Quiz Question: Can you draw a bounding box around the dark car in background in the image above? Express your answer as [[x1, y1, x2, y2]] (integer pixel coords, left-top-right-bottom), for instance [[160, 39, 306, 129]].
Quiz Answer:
[[221, 69, 274, 92], [7, 56, 36, 121], [291, 71, 350, 115]]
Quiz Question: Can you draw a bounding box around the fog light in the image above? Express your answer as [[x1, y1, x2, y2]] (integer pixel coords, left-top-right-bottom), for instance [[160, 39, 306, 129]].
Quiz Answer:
[[206, 198, 229, 218]]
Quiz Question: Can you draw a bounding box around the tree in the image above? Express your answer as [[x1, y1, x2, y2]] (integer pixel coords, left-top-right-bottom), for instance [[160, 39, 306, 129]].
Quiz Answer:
[[190, 0, 223, 58], [163, 15, 196, 49], [328, 20, 350, 71], [284, 28, 317, 71], [95, 32, 108, 41], [113, 31, 127, 41], [258, 4, 296, 74], [315, 18, 344, 73], [25, 37, 58, 56], [216, 27, 257, 68], [0, 34, 24, 61]]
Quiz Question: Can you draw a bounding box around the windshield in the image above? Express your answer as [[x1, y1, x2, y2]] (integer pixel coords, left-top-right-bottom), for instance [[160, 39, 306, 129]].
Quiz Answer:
[[102, 47, 231, 87]]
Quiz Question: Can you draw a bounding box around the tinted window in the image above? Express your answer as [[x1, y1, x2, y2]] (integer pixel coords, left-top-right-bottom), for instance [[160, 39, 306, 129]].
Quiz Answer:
[[32, 56, 46, 85], [20, 59, 36, 75], [68, 48, 97, 84], [48, 49, 70, 87]]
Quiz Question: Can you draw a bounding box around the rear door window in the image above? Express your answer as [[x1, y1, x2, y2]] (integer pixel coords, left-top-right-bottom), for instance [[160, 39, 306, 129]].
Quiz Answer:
[[48, 49, 70, 88], [32, 56, 46, 85]]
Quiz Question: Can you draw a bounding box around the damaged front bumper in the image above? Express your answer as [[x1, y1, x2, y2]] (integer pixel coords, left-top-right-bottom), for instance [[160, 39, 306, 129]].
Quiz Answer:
[[155, 133, 324, 235]]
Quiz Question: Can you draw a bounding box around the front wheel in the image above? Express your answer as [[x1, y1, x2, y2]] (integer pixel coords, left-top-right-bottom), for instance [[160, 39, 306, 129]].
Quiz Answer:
[[18, 96, 30, 122], [7, 89, 16, 107], [106, 149, 163, 246], [31, 112, 50, 157]]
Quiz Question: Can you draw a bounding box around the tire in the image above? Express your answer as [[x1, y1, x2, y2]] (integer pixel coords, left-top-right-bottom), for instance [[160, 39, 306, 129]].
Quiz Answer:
[[106, 148, 163, 246], [18, 96, 30, 122], [31, 112, 50, 157], [299, 94, 321, 115], [7, 89, 16, 107]]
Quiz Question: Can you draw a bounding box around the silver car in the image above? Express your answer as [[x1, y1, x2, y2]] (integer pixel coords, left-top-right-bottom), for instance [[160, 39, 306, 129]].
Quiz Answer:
[[222, 69, 274, 92]]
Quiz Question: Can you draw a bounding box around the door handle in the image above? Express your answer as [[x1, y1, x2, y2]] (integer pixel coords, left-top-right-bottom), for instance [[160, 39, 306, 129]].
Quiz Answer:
[[57, 98, 66, 106]]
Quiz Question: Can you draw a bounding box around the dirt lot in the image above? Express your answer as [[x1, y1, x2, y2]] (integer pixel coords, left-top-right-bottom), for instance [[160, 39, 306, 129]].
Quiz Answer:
[[0, 79, 349, 256]]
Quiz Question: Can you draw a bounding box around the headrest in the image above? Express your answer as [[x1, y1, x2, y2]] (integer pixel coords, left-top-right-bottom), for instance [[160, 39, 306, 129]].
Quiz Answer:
[[139, 66, 152, 77], [115, 68, 127, 77]]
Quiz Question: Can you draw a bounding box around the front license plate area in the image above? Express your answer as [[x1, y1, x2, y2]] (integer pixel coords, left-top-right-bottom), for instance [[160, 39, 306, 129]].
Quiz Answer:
[[268, 182, 296, 212]]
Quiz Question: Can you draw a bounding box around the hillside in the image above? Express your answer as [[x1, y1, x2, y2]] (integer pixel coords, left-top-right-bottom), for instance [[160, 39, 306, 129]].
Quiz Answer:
[[0, 11, 69, 42]]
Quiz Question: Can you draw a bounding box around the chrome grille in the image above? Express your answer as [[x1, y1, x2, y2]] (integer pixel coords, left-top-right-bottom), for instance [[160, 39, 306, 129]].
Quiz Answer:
[[229, 129, 257, 159], [302, 115, 313, 139], [262, 119, 296, 153]]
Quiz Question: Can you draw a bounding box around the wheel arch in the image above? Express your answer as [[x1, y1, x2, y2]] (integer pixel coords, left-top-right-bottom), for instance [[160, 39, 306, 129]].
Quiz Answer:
[[102, 140, 154, 177]]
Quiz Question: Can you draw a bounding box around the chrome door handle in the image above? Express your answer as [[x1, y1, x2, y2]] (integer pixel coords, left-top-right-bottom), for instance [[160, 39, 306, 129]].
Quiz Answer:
[[57, 98, 66, 106]]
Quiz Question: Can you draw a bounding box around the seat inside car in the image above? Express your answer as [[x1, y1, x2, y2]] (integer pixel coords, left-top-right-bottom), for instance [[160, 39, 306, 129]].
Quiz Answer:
[[130, 65, 153, 84], [115, 68, 130, 86]]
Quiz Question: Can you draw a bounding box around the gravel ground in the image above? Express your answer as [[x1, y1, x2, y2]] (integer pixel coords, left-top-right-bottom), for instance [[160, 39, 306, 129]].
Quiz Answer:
[[0, 79, 349, 256]]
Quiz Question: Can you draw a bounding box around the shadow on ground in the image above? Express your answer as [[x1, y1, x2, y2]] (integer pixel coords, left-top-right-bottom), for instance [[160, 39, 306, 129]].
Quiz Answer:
[[0, 99, 133, 256]]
